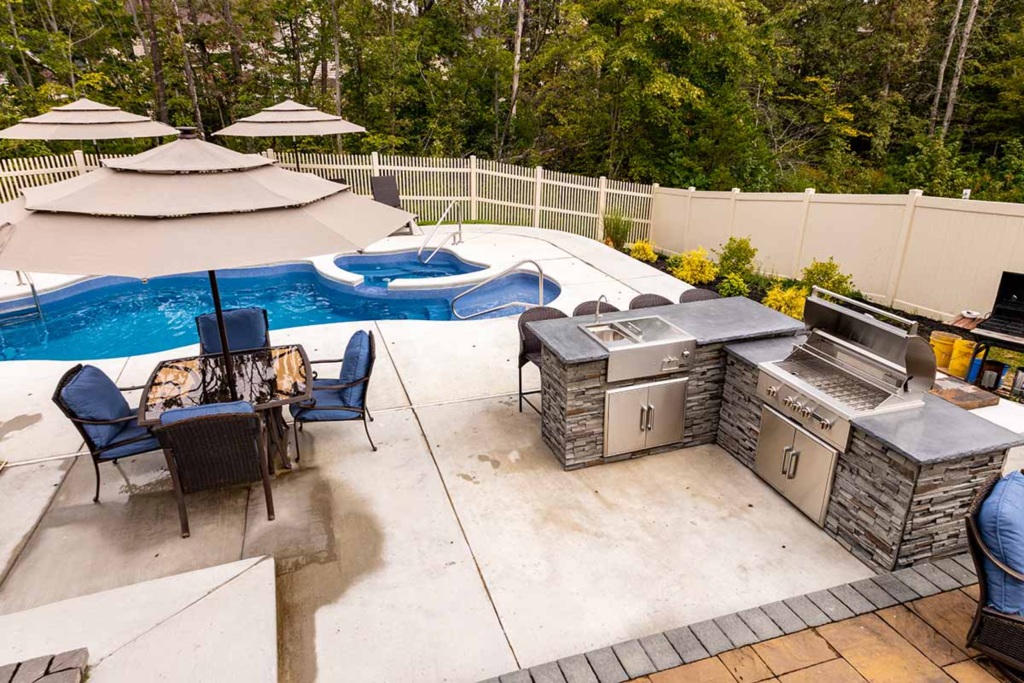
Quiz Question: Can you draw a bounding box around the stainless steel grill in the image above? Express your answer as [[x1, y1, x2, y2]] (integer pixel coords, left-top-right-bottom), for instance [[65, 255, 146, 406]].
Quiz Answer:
[[775, 357, 890, 413]]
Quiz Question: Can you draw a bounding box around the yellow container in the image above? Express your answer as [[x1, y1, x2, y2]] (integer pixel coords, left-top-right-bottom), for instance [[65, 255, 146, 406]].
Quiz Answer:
[[947, 339, 977, 379], [930, 331, 961, 370]]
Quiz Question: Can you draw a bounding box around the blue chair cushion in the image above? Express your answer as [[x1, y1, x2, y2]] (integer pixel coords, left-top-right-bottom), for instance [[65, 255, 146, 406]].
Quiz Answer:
[[99, 420, 161, 460], [978, 470, 1024, 615], [337, 331, 370, 408], [289, 380, 361, 422], [61, 365, 133, 448], [197, 307, 268, 354], [160, 401, 255, 425]]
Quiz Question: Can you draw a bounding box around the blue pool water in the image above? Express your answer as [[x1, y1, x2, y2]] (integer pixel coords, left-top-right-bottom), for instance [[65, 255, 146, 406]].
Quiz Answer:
[[335, 251, 484, 287], [0, 257, 559, 361]]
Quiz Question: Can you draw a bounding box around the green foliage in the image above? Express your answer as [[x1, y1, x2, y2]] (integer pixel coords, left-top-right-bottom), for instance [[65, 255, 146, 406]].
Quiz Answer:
[[717, 272, 750, 298], [668, 247, 719, 285], [630, 240, 658, 264], [763, 284, 808, 320], [714, 236, 758, 279], [602, 209, 633, 251], [801, 258, 855, 297]]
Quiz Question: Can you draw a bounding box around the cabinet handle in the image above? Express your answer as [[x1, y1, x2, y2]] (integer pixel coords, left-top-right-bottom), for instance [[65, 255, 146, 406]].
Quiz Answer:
[[788, 451, 801, 479], [781, 445, 792, 475], [647, 404, 655, 432], [639, 405, 648, 431]]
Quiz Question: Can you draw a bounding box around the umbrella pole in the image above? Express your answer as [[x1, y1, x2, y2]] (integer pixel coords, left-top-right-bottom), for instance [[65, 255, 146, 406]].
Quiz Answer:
[[293, 136, 301, 172], [207, 270, 239, 402]]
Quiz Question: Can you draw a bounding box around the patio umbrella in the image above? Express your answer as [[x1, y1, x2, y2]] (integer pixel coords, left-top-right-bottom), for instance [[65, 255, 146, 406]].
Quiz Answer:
[[0, 129, 414, 398], [0, 97, 179, 142], [213, 99, 365, 171]]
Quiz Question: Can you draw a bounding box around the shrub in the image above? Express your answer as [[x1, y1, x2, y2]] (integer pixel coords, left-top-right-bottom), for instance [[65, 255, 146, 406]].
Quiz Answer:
[[763, 284, 809, 320], [717, 272, 750, 298], [667, 247, 719, 285], [630, 240, 658, 263], [801, 257, 855, 296], [602, 209, 633, 251], [714, 236, 758, 278], [743, 271, 776, 302]]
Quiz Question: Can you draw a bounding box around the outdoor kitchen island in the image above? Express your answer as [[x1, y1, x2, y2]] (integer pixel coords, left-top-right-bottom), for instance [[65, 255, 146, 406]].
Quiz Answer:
[[527, 296, 804, 470]]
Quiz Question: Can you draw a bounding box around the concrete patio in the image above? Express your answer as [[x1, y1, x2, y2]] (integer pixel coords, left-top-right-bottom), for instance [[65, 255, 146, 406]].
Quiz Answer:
[[0, 225, 1021, 682]]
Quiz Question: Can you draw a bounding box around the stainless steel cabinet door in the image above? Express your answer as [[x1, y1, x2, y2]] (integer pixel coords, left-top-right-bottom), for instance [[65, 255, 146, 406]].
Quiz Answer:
[[786, 428, 839, 525], [604, 385, 648, 456], [644, 378, 688, 449], [755, 408, 796, 495]]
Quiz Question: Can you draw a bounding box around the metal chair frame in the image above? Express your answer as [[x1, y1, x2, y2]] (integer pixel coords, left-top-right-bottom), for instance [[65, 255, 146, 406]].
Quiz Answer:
[[52, 364, 159, 503], [291, 332, 378, 456]]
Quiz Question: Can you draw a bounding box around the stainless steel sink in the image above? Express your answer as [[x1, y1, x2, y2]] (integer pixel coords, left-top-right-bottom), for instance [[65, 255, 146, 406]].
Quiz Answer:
[[579, 315, 698, 381]]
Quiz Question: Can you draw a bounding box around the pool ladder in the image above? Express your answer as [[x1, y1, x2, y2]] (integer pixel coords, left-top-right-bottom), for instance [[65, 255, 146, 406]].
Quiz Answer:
[[417, 200, 463, 264], [0, 271, 44, 327], [451, 260, 545, 320]]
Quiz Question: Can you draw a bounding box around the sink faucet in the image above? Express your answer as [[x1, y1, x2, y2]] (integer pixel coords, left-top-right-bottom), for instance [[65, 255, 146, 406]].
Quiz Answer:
[[595, 294, 609, 324]]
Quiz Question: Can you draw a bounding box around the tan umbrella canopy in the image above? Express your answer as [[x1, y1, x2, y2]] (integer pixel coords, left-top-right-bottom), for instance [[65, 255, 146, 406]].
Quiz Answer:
[[0, 130, 413, 389], [0, 97, 180, 141], [213, 99, 366, 137]]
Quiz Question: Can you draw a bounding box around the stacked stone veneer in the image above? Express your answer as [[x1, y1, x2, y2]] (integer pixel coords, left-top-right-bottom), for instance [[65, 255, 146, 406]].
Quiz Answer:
[[716, 352, 1008, 573], [0, 648, 88, 683], [540, 343, 726, 469]]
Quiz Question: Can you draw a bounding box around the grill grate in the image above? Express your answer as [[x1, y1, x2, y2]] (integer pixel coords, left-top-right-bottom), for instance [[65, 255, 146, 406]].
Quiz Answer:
[[776, 358, 891, 412]]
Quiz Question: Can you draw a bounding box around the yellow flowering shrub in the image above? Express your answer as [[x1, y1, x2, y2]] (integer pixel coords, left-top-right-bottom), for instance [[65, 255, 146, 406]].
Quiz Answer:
[[630, 240, 658, 263], [763, 284, 809, 320], [717, 272, 750, 298], [667, 247, 718, 285]]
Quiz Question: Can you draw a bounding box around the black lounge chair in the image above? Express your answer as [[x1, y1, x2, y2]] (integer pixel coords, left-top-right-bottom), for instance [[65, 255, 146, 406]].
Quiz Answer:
[[680, 288, 720, 304], [153, 401, 273, 538], [518, 306, 568, 414], [290, 330, 377, 454], [628, 293, 673, 310], [195, 307, 270, 354], [371, 176, 418, 235], [53, 364, 161, 502], [573, 300, 620, 317], [966, 475, 1024, 682]]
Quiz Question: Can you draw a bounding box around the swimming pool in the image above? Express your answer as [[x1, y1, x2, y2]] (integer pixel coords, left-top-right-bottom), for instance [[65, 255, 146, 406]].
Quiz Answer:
[[0, 258, 559, 361], [335, 251, 485, 287]]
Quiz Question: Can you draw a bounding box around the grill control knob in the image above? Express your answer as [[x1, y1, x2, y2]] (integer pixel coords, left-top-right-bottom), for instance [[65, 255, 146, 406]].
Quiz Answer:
[[783, 396, 795, 407], [818, 418, 832, 430], [792, 400, 804, 412], [767, 386, 779, 397], [800, 406, 814, 418]]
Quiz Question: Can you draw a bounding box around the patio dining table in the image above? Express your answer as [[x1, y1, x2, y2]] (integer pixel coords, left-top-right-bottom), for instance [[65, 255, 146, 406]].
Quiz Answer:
[[137, 344, 311, 470]]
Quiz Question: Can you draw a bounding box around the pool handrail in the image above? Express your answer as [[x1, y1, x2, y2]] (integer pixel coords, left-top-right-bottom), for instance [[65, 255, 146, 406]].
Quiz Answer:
[[451, 260, 545, 320], [0, 271, 44, 327], [417, 200, 463, 264]]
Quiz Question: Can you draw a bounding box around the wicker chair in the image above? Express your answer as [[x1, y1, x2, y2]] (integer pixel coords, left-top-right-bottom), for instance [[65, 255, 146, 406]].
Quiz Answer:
[[573, 300, 620, 317], [290, 330, 377, 455], [195, 307, 270, 354], [680, 288, 721, 304], [628, 293, 674, 310], [52, 364, 161, 503], [153, 403, 273, 538], [371, 176, 418, 235], [966, 474, 1024, 682], [518, 306, 568, 414]]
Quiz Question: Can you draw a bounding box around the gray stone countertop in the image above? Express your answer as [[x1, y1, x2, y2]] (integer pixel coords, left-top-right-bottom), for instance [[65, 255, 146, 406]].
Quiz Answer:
[[528, 297, 805, 365], [725, 337, 1024, 464]]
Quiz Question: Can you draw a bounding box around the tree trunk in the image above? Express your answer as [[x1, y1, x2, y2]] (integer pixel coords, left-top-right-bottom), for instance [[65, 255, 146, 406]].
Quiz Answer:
[[497, 0, 525, 160], [140, 0, 168, 123], [331, 0, 343, 153], [5, 0, 33, 88], [168, 0, 205, 135], [941, 0, 980, 137], [930, 0, 965, 135], [126, 0, 151, 60], [221, 0, 242, 82]]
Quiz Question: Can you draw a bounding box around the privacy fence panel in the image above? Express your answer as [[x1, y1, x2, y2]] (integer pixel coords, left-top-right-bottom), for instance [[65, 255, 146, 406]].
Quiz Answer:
[[651, 186, 1024, 319]]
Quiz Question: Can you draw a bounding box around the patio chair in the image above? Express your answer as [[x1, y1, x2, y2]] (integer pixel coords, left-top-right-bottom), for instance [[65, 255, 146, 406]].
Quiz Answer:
[[680, 288, 720, 304], [290, 330, 377, 455], [153, 401, 273, 539], [195, 306, 270, 354], [966, 472, 1024, 682], [371, 176, 419, 235], [573, 300, 620, 317], [628, 293, 674, 310], [52, 364, 161, 503], [518, 306, 568, 414]]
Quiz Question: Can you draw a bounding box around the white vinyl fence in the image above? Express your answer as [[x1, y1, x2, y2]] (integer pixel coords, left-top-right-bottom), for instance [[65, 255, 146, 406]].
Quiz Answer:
[[0, 149, 655, 243], [651, 186, 1024, 320]]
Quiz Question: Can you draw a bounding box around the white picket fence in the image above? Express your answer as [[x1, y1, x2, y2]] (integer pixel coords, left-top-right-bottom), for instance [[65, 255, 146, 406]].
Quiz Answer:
[[0, 149, 655, 242]]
